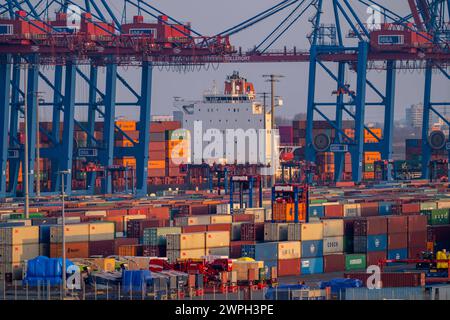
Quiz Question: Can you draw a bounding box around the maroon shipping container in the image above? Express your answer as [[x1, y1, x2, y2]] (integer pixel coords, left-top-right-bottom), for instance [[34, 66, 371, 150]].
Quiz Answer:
[[89, 240, 115, 257], [190, 205, 209, 216], [107, 209, 128, 217], [366, 251, 387, 266], [401, 203, 420, 215], [344, 272, 425, 287], [388, 233, 408, 250], [241, 223, 264, 241], [232, 214, 254, 223], [114, 237, 139, 254], [80, 216, 103, 223], [277, 258, 301, 277], [323, 254, 345, 273], [387, 216, 408, 234], [143, 245, 166, 257], [229, 241, 255, 258], [127, 219, 169, 239], [182, 225, 208, 233], [207, 224, 232, 232], [408, 245, 427, 259], [408, 231, 427, 247], [354, 217, 387, 236], [325, 205, 344, 218], [427, 225, 450, 250], [408, 215, 427, 233], [360, 203, 379, 217]]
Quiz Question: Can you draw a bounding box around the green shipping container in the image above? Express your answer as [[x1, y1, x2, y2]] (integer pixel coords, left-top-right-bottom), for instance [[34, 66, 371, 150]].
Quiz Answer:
[[422, 209, 450, 225], [364, 164, 374, 172], [345, 254, 366, 271], [143, 227, 182, 246], [310, 199, 327, 204]]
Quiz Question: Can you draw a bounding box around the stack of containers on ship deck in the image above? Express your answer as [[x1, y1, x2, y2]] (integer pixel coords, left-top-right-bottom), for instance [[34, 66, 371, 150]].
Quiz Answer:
[[407, 215, 427, 258], [166, 232, 205, 263], [322, 219, 345, 272], [288, 222, 324, 275], [254, 241, 301, 277], [387, 216, 408, 262], [142, 227, 181, 257], [205, 231, 230, 256], [0, 226, 39, 280], [353, 217, 387, 266]]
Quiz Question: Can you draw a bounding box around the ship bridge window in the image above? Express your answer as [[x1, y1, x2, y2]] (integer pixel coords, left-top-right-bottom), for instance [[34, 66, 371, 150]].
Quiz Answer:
[[378, 34, 404, 45], [0, 24, 13, 35], [129, 28, 157, 36]]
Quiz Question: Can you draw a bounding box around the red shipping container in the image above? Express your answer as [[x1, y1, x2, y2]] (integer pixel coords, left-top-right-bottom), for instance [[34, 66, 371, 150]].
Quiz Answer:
[[207, 224, 232, 232], [323, 254, 345, 273], [360, 203, 379, 217], [114, 237, 139, 254], [388, 233, 408, 250], [344, 272, 425, 287], [147, 206, 170, 220], [107, 209, 128, 217], [127, 219, 169, 239], [232, 214, 254, 223], [324, 204, 343, 218], [387, 216, 408, 234], [190, 205, 209, 215], [408, 231, 427, 247], [408, 245, 427, 259], [354, 217, 387, 236], [89, 240, 115, 257], [182, 225, 208, 233], [401, 203, 420, 215], [128, 207, 149, 216], [408, 215, 427, 233], [277, 258, 301, 277], [229, 240, 255, 258], [366, 251, 386, 267], [143, 245, 166, 257]]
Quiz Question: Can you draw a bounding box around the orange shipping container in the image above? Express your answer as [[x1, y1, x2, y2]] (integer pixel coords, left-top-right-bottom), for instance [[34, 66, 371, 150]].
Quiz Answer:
[[50, 242, 89, 259], [148, 160, 165, 169], [364, 152, 381, 164], [116, 120, 136, 131]]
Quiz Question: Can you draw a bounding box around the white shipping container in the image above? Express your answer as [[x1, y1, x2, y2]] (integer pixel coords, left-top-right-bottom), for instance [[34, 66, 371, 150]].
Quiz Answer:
[[174, 216, 210, 226], [7, 219, 32, 226], [323, 236, 344, 254], [0, 226, 39, 245], [343, 204, 361, 217], [57, 217, 81, 224], [205, 231, 230, 248], [166, 233, 205, 250], [245, 208, 265, 223], [287, 223, 301, 241], [322, 219, 344, 237], [85, 210, 107, 217], [216, 204, 231, 215], [264, 223, 288, 241], [0, 243, 40, 263], [278, 241, 301, 260]]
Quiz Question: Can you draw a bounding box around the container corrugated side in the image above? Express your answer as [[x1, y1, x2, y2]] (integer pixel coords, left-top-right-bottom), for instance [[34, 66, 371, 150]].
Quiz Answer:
[[50, 224, 89, 243], [166, 233, 205, 250], [300, 222, 323, 241], [0, 226, 39, 245], [205, 231, 230, 248], [322, 219, 344, 237]]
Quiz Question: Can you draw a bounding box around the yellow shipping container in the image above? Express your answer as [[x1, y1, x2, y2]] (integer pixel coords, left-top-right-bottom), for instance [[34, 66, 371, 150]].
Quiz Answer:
[[205, 231, 230, 248], [210, 215, 233, 224], [50, 224, 89, 243], [0, 226, 39, 245], [85, 210, 107, 217], [343, 203, 361, 217], [278, 241, 301, 260], [322, 219, 344, 237], [437, 201, 450, 209], [167, 233, 206, 250], [0, 244, 40, 263], [89, 222, 115, 241], [300, 222, 323, 241], [232, 260, 264, 281], [91, 258, 116, 272], [175, 216, 211, 226]]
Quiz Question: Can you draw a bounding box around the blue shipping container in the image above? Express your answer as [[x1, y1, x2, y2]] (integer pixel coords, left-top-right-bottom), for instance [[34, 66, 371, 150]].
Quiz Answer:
[[263, 259, 278, 270], [0, 222, 25, 228], [255, 242, 279, 261], [387, 248, 408, 266], [39, 225, 54, 244], [378, 202, 393, 216], [241, 245, 255, 259], [301, 257, 324, 275], [309, 205, 324, 219], [367, 234, 387, 252], [301, 240, 323, 258]]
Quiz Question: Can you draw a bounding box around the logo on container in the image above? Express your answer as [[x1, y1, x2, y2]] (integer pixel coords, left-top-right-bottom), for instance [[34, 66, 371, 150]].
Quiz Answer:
[[309, 243, 316, 253], [66, 5, 81, 31], [366, 265, 382, 289]]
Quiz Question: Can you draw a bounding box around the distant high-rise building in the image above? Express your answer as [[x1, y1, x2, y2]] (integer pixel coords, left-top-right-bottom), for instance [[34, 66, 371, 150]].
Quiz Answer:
[[405, 104, 424, 129]]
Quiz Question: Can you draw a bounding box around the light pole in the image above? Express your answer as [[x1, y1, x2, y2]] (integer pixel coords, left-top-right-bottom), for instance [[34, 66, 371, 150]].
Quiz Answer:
[[22, 63, 30, 219], [59, 169, 71, 296]]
